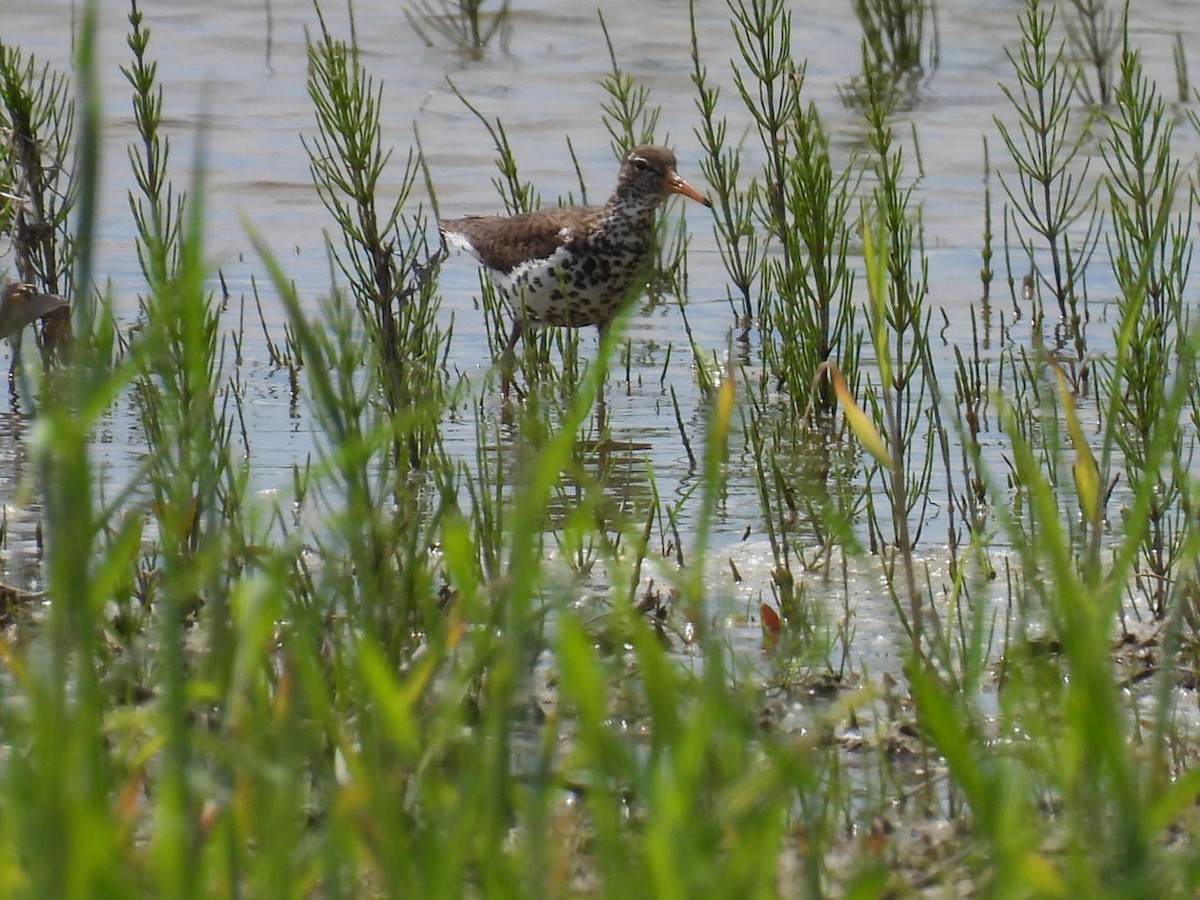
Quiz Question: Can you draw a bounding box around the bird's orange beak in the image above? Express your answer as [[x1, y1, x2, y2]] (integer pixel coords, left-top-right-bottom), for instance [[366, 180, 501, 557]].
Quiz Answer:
[[667, 172, 713, 208]]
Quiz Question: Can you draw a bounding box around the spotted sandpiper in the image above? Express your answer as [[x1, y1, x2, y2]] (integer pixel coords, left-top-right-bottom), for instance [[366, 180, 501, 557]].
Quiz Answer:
[[439, 145, 711, 382]]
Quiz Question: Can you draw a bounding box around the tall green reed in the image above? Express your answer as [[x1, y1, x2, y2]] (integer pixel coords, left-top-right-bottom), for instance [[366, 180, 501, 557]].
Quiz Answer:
[[711, 0, 866, 635], [918, 328, 1200, 895], [125, 0, 244, 581]]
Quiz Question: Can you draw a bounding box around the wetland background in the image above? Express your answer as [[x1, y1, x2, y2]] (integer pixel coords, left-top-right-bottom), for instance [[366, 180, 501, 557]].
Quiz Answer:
[[2, 0, 1200, 895]]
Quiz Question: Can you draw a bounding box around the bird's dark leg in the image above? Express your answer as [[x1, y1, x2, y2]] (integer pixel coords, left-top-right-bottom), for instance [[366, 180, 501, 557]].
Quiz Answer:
[[595, 323, 608, 437], [500, 318, 522, 397], [8, 331, 22, 382]]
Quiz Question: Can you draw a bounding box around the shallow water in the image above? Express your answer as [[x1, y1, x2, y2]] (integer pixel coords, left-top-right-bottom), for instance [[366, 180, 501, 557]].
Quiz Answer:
[[1, 0, 1198, 675]]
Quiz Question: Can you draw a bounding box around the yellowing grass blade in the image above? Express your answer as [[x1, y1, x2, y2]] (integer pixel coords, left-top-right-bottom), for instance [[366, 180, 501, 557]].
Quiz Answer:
[[861, 208, 892, 389], [1051, 361, 1101, 527], [829, 363, 893, 471], [713, 363, 736, 450]]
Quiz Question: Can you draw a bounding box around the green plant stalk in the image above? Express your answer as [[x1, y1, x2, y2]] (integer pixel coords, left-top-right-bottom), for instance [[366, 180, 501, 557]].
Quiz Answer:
[[689, 0, 761, 321], [144, 124, 231, 900], [764, 91, 860, 416], [859, 75, 937, 572], [995, 0, 1099, 329], [728, 0, 793, 231], [862, 209, 921, 655], [1099, 44, 1192, 617], [1003, 400, 1152, 889], [251, 227, 452, 888], [27, 3, 134, 894], [305, 20, 447, 471]]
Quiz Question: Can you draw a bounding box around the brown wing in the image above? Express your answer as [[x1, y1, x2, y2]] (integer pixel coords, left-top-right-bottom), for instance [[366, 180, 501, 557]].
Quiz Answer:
[[440, 206, 602, 274], [0, 281, 69, 339]]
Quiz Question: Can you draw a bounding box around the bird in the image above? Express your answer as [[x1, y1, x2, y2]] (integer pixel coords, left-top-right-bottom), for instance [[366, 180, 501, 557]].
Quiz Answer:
[[1, 280, 68, 378], [439, 144, 711, 383]]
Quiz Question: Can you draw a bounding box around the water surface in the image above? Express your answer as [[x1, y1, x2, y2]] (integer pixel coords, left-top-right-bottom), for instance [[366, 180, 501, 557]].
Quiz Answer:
[[1, 0, 1196, 674]]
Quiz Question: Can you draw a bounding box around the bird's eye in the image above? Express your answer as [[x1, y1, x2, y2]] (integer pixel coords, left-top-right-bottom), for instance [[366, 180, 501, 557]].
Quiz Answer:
[[632, 158, 650, 172]]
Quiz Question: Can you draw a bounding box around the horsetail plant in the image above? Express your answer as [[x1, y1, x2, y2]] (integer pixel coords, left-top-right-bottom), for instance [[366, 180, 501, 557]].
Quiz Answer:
[[305, 13, 449, 472], [995, 0, 1100, 345], [1099, 45, 1194, 619]]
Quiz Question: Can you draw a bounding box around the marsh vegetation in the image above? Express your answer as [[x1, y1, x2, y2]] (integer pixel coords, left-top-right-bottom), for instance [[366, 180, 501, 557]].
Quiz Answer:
[[1, 0, 1200, 894]]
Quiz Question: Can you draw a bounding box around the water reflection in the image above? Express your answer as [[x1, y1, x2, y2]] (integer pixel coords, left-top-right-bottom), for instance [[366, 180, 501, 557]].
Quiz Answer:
[[0, 401, 43, 594]]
